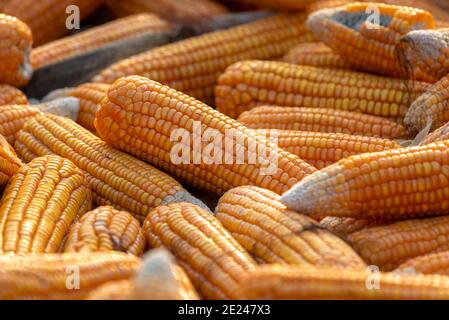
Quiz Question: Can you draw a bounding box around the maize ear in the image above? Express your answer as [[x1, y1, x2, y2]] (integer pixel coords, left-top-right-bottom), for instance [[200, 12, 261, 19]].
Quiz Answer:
[[0, 155, 92, 254], [0, 85, 28, 105], [306, 0, 352, 13], [420, 122, 449, 145], [41, 87, 74, 102], [93, 13, 313, 105], [396, 251, 449, 276], [0, 134, 22, 187], [215, 186, 366, 268], [95, 76, 317, 196], [143, 202, 256, 300], [319, 216, 392, 239], [64, 206, 145, 256], [14, 113, 208, 223], [215, 60, 429, 120]]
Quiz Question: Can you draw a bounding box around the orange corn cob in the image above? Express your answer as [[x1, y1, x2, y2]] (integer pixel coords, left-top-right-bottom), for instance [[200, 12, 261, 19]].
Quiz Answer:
[[215, 60, 429, 120], [0, 134, 22, 187], [307, 2, 435, 79], [215, 186, 366, 268], [95, 76, 317, 196], [64, 206, 145, 256], [0, 155, 92, 254], [0, 85, 28, 105], [420, 122, 449, 145], [306, 0, 352, 13], [236, 265, 449, 299], [319, 216, 392, 239], [3, 0, 104, 46], [69, 83, 110, 133], [238, 106, 409, 139], [93, 13, 313, 105], [143, 202, 256, 300], [106, 0, 228, 24], [375, 0, 449, 22], [283, 43, 351, 70], [281, 140, 449, 220], [0, 252, 141, 300], [0, 14, 32, 87], [14, 114, 208, 223], [31, 14, 173, 69], [396, 251, 449, 276], [348, 216, 449, 270]]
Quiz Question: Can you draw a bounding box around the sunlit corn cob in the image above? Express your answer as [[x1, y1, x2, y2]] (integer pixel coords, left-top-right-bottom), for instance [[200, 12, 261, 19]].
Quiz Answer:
[[0, 14, 32, 87], [106, 0, 228, 24], [420, 122, 449, 145], [226, 0, 314, 9], [3, 0, 104, 46], [0, 252, 141, 300], [93, 13, 313, 105], [31, 14, 173, 69], [319, 216, 391, 239], [143, 202, 256, 300], [0, 134, 22, 187], [236, 265, 449, 299], [14, 113, 208, 223], [396, 251, 449, 276], [95, 76, 317, 196], [238, 106, 409, 139], [215, 60, 429, 120], [347, 216, 449, 270], [69, 83, 110, 133], [375, 0, 449, 22], [0, 155, 92, 254], [283, 43, 351, 70], [215, 186, 366, 268], [64, 206, 145, 256], [0, 85, 28, 105], [307, 2, 435, 78]]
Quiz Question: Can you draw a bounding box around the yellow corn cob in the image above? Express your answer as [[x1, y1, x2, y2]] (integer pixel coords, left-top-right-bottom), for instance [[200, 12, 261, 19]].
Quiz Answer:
[[236, 265, 449, 300], [106, 0, 228, 24], [215, 60, 429, 120], [262, 130, 401, 169], [3, 0, 104, 46], [0, 13, 32, 87], [215, 186, 366, 268], [93, 13, 314, 105], [238, 106, 409, 139], [143, 202, 256, 300], [347, 216, 449, 270], [396, 251, 449, 276], [64, 206, 145, 256], [0, 155, 92, 254], [420, 122, 449, 145], [405, 75, 449, 135], [95, 76, 317, 196], [307, 2, 435, 79], [69, 83, 110, 133], [283, 43, 351, 70], [0, 252, 141, 300], [0, 134, 22, 187], [14, 113, 207, 223], [31, 14, 173, 69], [375, 0, 449, 22], [319, 216, 392, 239], [281, 140, 449, 220], [0, 85, 28, 105]]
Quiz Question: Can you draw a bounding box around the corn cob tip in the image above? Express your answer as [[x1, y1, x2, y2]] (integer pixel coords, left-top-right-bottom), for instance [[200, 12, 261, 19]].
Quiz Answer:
[[33, 97, 80, 121], [160, 190, 212, 213], [41, 87, 75, 103]]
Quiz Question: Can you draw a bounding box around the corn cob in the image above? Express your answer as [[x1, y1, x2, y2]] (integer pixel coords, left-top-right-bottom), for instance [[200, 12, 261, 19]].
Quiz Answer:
[[319, 216, 392, 239], [306, 0, 352, 13], [31, 14, 173, 69], [3, 0, 104, 46], [0, 134, 22, 187], [347, 216, 449, 270], [14, 113, 207, 223], [143, 202, 256, 300], [95, 76, 317, 196], [396, 251, 449, 276], [0, 155, 92, 254], [0, 85, 28, 105], [307, 2, 435, 79], [69, 83, 110, 133], [0, 13, 32, 87], [215, 60, 429, 120], [93, 13, 314, 105], [106, 0, 228, 24], [236, 265, 449, 300], [41, 87, 74, 103], [283, 43, 351, 70], [0, 98, 80, 145], [0, 252, 141, 300], [375, 0, 449, 22], [64, 206, 145, 256], [405, 75, 449, 135], [238, 106, 409, 139], [420, 122, 449, 145], [215, 186, 366, 268]]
